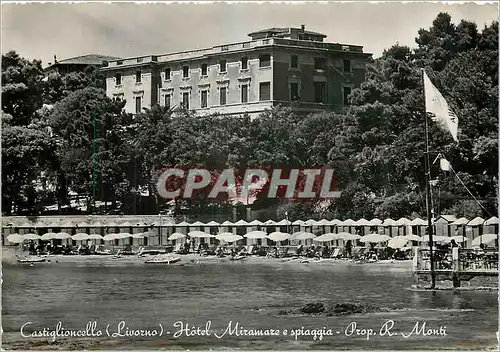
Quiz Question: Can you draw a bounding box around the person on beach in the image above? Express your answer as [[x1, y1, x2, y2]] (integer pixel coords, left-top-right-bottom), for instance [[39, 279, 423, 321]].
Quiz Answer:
[[345, 240, 352, 258]]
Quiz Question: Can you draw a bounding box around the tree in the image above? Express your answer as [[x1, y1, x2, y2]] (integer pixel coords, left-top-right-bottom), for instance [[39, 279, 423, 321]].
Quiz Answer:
[[2, 112, 56, 214], [1, 51, 44, 126], [49, 87, 128, 212]]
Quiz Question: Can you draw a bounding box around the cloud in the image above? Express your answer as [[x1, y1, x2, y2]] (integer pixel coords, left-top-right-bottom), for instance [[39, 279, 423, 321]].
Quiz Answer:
[[2, 2, 497, 66]]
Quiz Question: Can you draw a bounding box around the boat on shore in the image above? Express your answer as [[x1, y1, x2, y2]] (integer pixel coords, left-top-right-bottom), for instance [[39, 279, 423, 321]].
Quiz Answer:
[[145, 254, 181, 264], [17, 256, 47, 263]]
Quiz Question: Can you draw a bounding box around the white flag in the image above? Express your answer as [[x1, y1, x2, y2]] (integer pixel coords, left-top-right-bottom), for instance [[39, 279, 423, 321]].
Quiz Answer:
[[423, 71, 459, 142], [440, 157, 451, 171]]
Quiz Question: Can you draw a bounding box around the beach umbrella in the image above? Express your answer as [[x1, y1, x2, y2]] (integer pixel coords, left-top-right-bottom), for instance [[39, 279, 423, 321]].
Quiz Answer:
[[313, 233, 336, 242], [292, 232, 315, 240], [168, 232, 186, 241], [220, 220, 234, 226], [421, 235, 450, 242], [471, 233, 498, 247], [360, 233, 391, 243], [103, 234, 118, 241], [335, 232, 360, 241], [7, 234, 24, 244], [404, 234, 422, 241], [215, 232, 235, 241], [449, 235, 467, 243], [467, 217, 485, 226], [346, 233, 362, 240], [88, 234, 103, 240], [410, 218, 427, 226], [23, 233, 40, 241], [292, 220, 306, 226], [484, 216, 499, 226], [268, 232, 290, 242], [72, 233, 91, 241], [54, 232, 71, 240], [382, 218, 397, 226], [132, 233, 145, 239], [219, 234, 243, 243], [188, 231, 214, 238], [115, 233, 132, 239], [452, 217, 469, 225], [388, 236, 409, 249], [41, 232, 58, 240], [244, 231, 268, 239]]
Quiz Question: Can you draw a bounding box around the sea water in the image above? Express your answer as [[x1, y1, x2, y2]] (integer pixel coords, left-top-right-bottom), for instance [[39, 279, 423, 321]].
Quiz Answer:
[[2, 257, 497, 350]]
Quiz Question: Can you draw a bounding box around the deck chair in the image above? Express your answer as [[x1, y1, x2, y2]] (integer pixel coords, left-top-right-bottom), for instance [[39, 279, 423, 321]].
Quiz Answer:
[[331, 248, 341, 259], [135, 246, 144, 256], [246, 245, 254, 256]]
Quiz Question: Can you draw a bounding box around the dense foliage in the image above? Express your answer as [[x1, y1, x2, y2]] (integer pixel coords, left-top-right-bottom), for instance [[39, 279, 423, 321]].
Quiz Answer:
[[1, 13, 497, 220]]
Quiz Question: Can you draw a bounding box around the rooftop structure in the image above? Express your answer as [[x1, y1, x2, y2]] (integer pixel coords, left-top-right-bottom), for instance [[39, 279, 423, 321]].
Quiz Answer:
[[102, 26, 372, 118], [45, 54, 121, 75]]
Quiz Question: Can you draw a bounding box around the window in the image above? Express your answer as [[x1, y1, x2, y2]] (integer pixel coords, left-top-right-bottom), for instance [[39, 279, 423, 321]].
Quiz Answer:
[[314, 82, 326, 103], [182, 92, 190, 109], [219, 87, 227, 105], [135, 97, 142, 114], [117, 60, 123, 65], [165, 94, 171, 109], [314, 58, 326, 70], [241, 57, 248, 70], [164, 68, 171, 80], [201, 64, 208, 76], [259, 82, 271, 101], [343, 86, 352, 105], [290, 55, 298, 69], [290, 83, 299, 101], [259, 54, 271, 68], [219, 60, 227, 73], [343, 59, 351, 72], [115, 73, 122, 85], [201, 90, 208, 108], [182, 66, 189, 78], [241, 84, 248, 103], [135, 71, 142, 83]]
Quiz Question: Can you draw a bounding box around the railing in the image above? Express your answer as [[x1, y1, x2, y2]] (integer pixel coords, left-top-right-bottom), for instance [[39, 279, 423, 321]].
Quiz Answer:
[[459, 249, 498, 271], [415, 248, 498, 272]]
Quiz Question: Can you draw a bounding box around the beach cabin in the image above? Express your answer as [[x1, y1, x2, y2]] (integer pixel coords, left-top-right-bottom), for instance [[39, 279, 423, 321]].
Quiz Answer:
[[434, 215, 456, 237]]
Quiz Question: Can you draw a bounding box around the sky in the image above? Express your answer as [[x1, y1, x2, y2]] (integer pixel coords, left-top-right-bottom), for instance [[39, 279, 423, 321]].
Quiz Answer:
[[1, 2, 498, 67]]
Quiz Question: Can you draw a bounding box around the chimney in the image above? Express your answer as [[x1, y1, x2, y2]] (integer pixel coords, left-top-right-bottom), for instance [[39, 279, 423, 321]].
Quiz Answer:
[[301, 24, 305, 31]]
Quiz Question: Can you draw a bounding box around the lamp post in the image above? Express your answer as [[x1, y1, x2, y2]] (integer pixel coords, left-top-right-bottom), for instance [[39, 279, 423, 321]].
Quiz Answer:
[[158, 213, 162, 246], [285, 211, 290, 234]]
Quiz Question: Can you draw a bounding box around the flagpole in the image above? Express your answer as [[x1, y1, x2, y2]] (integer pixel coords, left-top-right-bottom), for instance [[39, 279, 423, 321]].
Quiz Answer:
[[422, 69, 436, 289]]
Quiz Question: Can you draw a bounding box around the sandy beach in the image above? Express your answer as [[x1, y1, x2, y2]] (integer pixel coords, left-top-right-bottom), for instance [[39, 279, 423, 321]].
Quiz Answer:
[[2, 246, 413, 269]]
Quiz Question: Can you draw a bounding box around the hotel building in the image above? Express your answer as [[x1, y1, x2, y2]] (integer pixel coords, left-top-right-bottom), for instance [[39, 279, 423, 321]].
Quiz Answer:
[[102, 26, 372, 117]]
